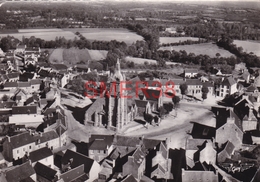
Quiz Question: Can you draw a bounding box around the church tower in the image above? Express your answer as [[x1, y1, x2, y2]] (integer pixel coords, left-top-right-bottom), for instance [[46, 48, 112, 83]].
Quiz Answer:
[[107, 58, 127, 130]]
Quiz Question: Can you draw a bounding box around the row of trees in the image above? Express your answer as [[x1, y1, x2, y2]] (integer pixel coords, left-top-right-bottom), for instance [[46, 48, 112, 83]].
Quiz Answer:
[[217, 34, 260, 67]]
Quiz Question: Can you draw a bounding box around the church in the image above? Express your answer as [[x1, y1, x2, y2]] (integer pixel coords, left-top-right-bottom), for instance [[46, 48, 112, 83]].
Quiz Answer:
[[84, 59, 163, 131]]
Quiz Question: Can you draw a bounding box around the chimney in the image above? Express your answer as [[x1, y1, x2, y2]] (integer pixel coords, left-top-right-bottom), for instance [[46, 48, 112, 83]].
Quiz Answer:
[[40, 132, 43, 137]]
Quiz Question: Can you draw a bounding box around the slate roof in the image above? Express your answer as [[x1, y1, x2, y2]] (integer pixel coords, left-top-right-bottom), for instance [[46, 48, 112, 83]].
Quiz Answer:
[[185, 79, 202, 86], [221, 77, 237, 86], [131, 147, 146, 167], [5, 162, 35, 182], [115, 135, 142, 147], [89, 134, 114, 150], [7, 132, 35, 149], [34, 130, 59, 144], [221, 141, 235, 156], [12, 105, 37, 115], [34, 162, 57, 181], [29, 147, 53, 163], [18, 82, 31, 87], [51, 64, 68, 70], [4, 82, 18, 88], [142, 138, 163, 150], [7, 72, 19, 79], [0, 101, 16, 108], [184, 69, 198, 73], [135, 100, 149, 108], [60, 164, 87, 182], [61, 150, 95, 174], [186, 139, 208, 150], [142, 88, 161, 101], [169, 79, 185, 86], [30, 79, 41, 85]]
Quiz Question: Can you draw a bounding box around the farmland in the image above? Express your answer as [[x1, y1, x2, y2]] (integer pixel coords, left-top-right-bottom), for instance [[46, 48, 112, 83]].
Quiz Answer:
[[124, 56, 157, 65], [159, 43, 235, 58], [64, 28, 143, 45], [159, 37, 202, 44], [48, 48, 108, 66], [0, 28, 77, 41], [233, 40, 260, 57]]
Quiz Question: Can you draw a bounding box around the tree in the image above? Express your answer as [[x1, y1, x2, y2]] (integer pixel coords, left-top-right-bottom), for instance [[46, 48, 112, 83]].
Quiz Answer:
[[172, 96, 180, 108], [202, 85, 209, 101], [180, 83, 188, 99], [1, 94, 9, 101], [164, 102, 174, 113], [158, 106, 167, 119], [144, 112, 153, 124]]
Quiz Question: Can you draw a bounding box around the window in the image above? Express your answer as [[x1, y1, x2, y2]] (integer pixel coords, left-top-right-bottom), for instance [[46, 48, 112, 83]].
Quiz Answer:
[[104, 150, 106, 154], [29, 146, 31, 149], [17, 150, 19, 154], [23, 148, 25, 151]]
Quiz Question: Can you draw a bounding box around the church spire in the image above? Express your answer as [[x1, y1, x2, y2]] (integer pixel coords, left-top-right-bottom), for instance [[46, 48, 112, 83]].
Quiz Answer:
[[112, 58, 123, 81]]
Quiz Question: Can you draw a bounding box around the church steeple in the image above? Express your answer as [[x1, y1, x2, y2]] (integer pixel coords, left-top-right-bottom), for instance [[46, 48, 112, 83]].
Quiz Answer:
[[112, 58, 123, 81]]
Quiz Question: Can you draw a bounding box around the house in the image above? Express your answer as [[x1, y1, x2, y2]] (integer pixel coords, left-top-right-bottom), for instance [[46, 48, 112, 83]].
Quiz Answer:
[[15, 44, 26, 54], [24, 47, 41, 54], [34, 162, 58, 182], [122, 146, 146, 180], [29, 147, 53, 168], [190, 122, 216, 139], [30, 79, 41, 92], [11, 88, 28, 105], [217, 141, 235, 163], [215, 111, 243, 149], [88, 134, 114, 162], [150, 141, 172, 180], [61, 149, 101, 182], [185, 79, 203, 95], [215, 77, 237, 97], [2, 130, 60, 163], [185, 138, 209, 168], [5, 162, 36, 182], [181, 169, 218, 182], [2, 132, 35, 162], [199, 140, 216, 165], [6, 72, 19, 82], [242, 107, 258, 132], [184, 69, 198, 78]]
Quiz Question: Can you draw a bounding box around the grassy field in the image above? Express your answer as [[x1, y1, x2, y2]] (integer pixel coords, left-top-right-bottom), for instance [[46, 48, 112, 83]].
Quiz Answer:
[[160, 37, 202, 44], [233, 40, 260, 57], [64, 28, 143, 45], [48, 48, 108, 66], [124, 56, 157, 64], [49, 48, 64, 63], [0, 28, 77, 41], [159, 43, 235, 58]]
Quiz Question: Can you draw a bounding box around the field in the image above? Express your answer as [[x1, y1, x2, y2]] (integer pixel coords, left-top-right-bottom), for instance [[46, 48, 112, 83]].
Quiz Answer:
[[233, 40, 260, 57], [124, 56, 157, 64], [0, 28, 77, 41], [160, 37, 202, 44], [48, 48, 108, 65], [159, 43, 235, 58], [63, 28, 143, 45]]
